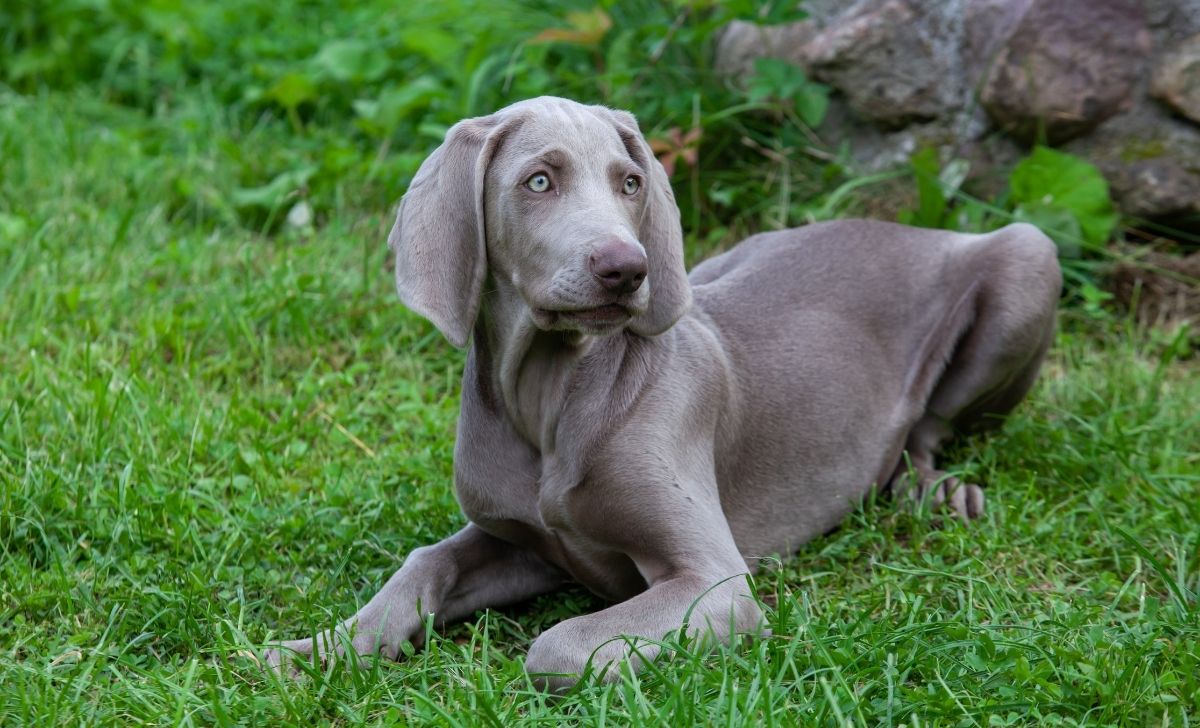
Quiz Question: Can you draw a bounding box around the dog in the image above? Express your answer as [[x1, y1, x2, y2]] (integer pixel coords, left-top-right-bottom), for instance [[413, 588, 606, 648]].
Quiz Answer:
[[265, 96, 1061, 689]]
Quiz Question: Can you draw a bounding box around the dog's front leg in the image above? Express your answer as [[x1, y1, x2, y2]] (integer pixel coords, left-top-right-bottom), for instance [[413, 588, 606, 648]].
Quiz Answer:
[[264, 523, 564, 670], [520, 513, 763, 695], [524, 557, 763, 691]]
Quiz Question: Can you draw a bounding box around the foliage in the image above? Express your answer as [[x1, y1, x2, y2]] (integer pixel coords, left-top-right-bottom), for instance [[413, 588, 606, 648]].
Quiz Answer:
[[899, 145, 1122, 286], [1, 0, 827, 245], [3, 90, 1198, 726], [897, 147, 973, 231], [2, 1, 1192, 726], [747, 58, 829, 129], [1009, 146, 1119, 254]]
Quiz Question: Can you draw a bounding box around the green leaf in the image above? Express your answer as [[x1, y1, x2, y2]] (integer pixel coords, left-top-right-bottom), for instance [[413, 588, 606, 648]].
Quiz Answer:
[[1009, 147, 1117, 248], [313, 39, 389, 83], [231, 166, 318, 210], [1013, 203, 1083, 258], [0, 212, 28, 242], [400, 27, 461, 74], [793, 81, 829, 129], [904, 147, 947, 229], [265, 72, 318, 111], [353, 78, 446, 136], [748, 58, 829, 128]]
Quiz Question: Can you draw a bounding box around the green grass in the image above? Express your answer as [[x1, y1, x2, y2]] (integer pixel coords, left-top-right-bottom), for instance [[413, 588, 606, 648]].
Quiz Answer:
[[3, 14, 1199, 727]]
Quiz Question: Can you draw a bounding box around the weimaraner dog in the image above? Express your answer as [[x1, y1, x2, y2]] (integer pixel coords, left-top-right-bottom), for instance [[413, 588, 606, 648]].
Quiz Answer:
[[266, 96, 1061, 688]]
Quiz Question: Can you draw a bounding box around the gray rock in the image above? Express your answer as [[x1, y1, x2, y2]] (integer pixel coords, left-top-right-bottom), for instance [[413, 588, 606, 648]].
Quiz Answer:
[[962, 0, 1032, 81], [714, 20, 817, 80], [709, 0, 1200, 225], [1063, 103, 1200, 219], [712, 1, 863, 80], [1114, 160, 1200, 219], [979, 0, 1151, 143], [1143, 0, 1200, 45], [1152, 34, 1200, 125], [800, 0, 966, 128]]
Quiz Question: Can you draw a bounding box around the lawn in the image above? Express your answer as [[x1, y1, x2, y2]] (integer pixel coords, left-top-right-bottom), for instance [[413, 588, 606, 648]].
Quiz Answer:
[[2, 2, 1198, 726]]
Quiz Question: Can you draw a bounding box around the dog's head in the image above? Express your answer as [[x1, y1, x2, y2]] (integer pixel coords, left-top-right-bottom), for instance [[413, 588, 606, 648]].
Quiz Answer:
[[387, 96, 692, 347]]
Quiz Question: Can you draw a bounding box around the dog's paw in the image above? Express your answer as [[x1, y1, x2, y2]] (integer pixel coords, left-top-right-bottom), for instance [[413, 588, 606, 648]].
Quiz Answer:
[[929, 476, 985, 521], [260, 621, 411, 676], [260, 636, 328, 676], [892, 466, 986, 521]]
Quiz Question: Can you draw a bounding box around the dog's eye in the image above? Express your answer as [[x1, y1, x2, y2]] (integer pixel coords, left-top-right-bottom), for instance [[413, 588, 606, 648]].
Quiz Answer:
[[526, 173, 551, 193], [622, 176, 640, 195]]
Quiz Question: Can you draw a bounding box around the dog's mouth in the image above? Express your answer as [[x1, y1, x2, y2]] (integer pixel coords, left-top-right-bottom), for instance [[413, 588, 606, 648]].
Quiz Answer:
[[559, 304, 629, 322], [532, 303, 632, 331]]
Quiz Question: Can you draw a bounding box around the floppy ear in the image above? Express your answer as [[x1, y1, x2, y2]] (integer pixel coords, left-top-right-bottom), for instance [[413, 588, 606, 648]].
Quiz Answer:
[[387, 114, 511, 348], [604, 108, 693, 337]]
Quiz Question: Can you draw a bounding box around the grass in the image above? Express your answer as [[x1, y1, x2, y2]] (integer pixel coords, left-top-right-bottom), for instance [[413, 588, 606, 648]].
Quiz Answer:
[[2, 20, 1200, 728]]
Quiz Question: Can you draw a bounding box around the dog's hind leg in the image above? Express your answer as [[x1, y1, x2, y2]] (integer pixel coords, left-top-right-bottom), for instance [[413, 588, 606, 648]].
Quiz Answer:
[[891, 224, 1060, 520]]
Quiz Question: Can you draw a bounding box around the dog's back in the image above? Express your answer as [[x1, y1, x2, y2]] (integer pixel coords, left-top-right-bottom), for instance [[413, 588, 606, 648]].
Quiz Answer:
[[688, 220, 1059, 558]]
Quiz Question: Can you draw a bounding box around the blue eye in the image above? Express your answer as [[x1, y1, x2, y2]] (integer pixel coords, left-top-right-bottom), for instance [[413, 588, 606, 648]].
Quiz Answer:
[[623, 176, 640, 195], [526, 174, 551, 192]]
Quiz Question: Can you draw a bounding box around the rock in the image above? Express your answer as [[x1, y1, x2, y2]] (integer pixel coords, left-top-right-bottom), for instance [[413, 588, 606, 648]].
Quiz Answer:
[[799, 0, 965, 128], [714, 20, 817, 80], [962, 0, 1032, 81], [712, 1, 853, 81], [1111, 160, 1200, 219], [710, 0, 1200, 226], [1144, 0, 1200, 45], [1063, 103, 1200, 220], [979, 0, 1152, 144], [1152, 34, 1200, 124]]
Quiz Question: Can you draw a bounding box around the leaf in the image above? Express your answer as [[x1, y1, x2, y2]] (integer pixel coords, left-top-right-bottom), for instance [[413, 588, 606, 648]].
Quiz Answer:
[[238, 446, 261, 468], [1013, 203, 1083, 258], [353, 78, 446, 135], [793, 81, 829, 128], [0, 212, 28, 242], [1009, 147, 1117, 248], [648, 126, 702, 176], [747, 58, 791, 102], [399, 27, 461, 73], [906, 147, 947, 229], [747, 58, 829, 128], [531, 8, 612, 47], [313, 40, 389, 83], [231, 166, 318, 210], [265, 72, 318, 111], [938, 158, 970, 197]]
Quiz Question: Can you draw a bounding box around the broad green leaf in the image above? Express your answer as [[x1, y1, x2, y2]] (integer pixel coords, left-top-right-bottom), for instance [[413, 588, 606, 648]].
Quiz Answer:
[[1013, 202, 1083, 258], [353, 78, 446, 135], [1009, 146, 1117, 248], [400, 28, 461, 73], [748, 58, 829, 128], [793, 81, 829, 129], [0, 212, 28, 242], [313, 39, 389, 83], [231, 165, 318, 210], [265, 72, 318, 111]]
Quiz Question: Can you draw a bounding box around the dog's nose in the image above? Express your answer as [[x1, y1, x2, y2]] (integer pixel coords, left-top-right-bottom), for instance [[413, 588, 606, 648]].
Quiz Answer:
[[589, 240, 648, 294]]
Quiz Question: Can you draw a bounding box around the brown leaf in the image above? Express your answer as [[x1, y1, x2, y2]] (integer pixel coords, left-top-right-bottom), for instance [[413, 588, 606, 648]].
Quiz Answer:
[[530, 8, 612, 47], [648, 125, 703, 176]]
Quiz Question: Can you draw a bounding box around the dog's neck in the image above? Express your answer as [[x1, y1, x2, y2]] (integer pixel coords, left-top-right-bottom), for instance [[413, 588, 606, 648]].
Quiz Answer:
[[475, 278, 605, 451]]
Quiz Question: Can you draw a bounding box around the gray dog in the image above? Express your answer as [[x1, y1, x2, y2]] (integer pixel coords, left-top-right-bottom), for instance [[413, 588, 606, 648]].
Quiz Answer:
[[266, 96, 1061, 688]]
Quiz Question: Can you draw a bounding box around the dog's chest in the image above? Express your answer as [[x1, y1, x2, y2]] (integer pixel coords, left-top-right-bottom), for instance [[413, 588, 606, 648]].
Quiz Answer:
[[455, 441, 648, 600]]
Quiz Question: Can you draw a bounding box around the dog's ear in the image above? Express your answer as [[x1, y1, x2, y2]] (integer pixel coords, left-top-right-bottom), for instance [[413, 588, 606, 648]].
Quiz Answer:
[[604, 108, 693, 337], [387, 114, 513, 348]]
